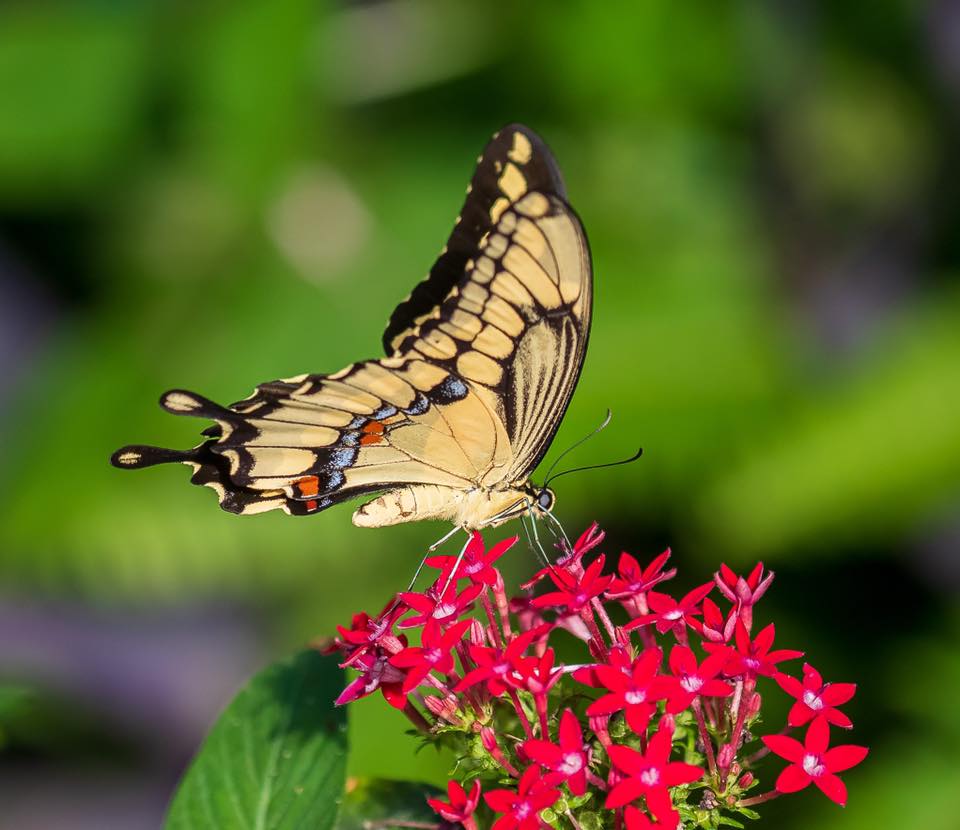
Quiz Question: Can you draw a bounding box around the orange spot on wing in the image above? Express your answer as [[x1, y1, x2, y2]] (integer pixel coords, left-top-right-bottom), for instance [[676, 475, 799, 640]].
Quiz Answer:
[[305, 499, 318, 511], [361, 420, 385, 435], [360, 433, 383, 446], [296, 476, 320, 497]]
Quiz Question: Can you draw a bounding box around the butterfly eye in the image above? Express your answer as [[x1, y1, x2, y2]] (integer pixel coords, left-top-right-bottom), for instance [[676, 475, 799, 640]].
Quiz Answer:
[[537, 489, 554, 512]]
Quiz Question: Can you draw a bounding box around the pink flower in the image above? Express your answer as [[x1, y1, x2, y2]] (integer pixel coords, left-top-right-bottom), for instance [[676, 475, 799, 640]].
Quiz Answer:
[[335, 649, 407, 709], [427, 533, 517, 587], [605, 728, 703, 816], [456, 626, 546, 696], [428, 779, 481, 826], [485, 765, 561, 830], [762, 717, 868, 805], [523, 523, 605, 588], [399, 581, 483, 628], [688, 597, 737, 644], [665, 645, 733, 710], [711, 621, 802, 679], [585, 647, 675, 734], [390, 618, 471, 693], [606, 549, 676, 600], [522, 709, 590, 795], [512, 648, 563, 698], [715, 562, 774, 607], [533, 554, 613, 613], [623, 581, 714, 634], [776, 663, 856, 728]]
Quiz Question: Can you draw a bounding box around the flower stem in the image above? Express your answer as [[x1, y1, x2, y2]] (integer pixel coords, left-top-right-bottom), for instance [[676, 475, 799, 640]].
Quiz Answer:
[[693, 697, 717, 778], [738, 789, 781, 807], [508, 688, 535, 740]]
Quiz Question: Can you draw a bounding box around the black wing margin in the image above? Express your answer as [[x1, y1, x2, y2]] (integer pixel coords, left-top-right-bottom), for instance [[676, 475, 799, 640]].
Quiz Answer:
[[381, 124, 568, 355]]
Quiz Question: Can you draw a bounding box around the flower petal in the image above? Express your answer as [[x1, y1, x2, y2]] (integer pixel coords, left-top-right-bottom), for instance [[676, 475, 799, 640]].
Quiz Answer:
[[605, 778, 646, 809], [806, 716, 831, 754], [824, 744, 869, 773], [775, 764, 811, 793], [762, 734, 805, 763], [814, 772, 848, 805], [608, 743, 645, 775], [821, 682, 857, 706]]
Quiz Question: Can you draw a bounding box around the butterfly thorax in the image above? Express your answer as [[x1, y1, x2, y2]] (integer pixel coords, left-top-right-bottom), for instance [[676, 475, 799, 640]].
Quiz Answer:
[[352, 482, 553, 531]]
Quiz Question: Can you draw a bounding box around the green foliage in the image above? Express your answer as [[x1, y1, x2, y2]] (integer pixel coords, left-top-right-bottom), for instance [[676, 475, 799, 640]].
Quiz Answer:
[[165, 650, 348, 830], [334, 779, 442, 830]]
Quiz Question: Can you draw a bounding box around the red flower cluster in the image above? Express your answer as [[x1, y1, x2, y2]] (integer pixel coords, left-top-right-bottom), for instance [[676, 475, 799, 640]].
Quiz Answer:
[[325, 525, 868, 828]]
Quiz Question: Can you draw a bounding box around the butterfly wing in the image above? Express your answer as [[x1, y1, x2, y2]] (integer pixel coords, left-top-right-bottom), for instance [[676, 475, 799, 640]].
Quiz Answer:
[[111, 357, 513, 516], [111, 124, 591, 521]]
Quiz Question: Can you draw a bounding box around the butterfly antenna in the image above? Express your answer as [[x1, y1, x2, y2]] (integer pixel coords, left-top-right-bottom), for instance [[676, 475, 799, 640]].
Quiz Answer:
[[542, 410, 613, 484], [545, 446, 644, 487], [520, 513, 549, 569]]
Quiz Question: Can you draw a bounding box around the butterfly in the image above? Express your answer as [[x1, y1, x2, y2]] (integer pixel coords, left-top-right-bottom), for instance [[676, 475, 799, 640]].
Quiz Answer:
[[111, 124, 592, 535]]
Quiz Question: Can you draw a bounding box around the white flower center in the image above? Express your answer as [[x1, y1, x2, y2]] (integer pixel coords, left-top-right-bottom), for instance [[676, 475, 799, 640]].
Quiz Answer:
[[803, 690, 824, 710], [425, 648, 443, 665], [433, 602, 456, 619], [802, 753, 826, 778], [640, 767, 660, 787], [560, 752, 584, 775], [744, 657, 761, 671], [664, 609, 682, 621], [681, 675, 703, 693], [624, 690, 646, 705], [515, 803, 531, 819]]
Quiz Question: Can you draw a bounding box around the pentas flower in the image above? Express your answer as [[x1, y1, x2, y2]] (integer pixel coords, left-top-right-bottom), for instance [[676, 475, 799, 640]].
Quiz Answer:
[[624, 581, 714, 635], [485, 765, 561, 830], [606, 548, 677, 601], [328, 522, 868, 828], [428, 778, 482, 829], [523, 522, 605, 588], [714, 621, 803, 679], [334, 649, 406, 708], [776, 663, 857, 728], [666, 645, 734, 710], [456, 625, 547, 696], [522, 708, 590, 795], [762, 717, 868, 805], [606, 727, 703, 814], [427, 533, 517, 586], [398, 580, 483, 628], [390, 618, 471, 693], [584, 646, 675, 733], [688, 596, 737, 644], [533, 554, 613, 613]]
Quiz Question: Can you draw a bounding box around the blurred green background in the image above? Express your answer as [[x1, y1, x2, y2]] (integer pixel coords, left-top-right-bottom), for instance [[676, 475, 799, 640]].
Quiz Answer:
[[0, 0, 957, 827]]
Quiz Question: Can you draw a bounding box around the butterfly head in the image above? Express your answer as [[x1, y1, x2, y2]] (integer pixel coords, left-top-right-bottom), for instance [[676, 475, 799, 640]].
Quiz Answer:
[[528, 484, 556, 516]]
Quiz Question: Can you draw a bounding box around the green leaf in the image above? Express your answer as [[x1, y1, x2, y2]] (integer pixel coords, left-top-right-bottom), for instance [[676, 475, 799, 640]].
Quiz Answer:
[[165, 649, 348, 830], [334, 779, 441, 830]]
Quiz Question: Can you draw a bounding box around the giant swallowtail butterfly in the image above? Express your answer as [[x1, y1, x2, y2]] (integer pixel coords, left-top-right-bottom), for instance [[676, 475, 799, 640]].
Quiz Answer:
[[111, 124, 592, 532]]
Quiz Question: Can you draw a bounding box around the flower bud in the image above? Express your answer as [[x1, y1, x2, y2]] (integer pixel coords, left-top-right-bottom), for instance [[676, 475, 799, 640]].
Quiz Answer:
[[746, 691, 762, 719], [717, 742, 736, 769], [658, 713, 676, 735], [739, 772, 754, 789], [469, 619, 486, 646]]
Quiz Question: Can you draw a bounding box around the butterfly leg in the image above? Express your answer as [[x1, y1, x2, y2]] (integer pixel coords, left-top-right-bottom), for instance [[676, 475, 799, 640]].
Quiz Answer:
[[428, 524, 463, 551], [437, 529, 472, 595]]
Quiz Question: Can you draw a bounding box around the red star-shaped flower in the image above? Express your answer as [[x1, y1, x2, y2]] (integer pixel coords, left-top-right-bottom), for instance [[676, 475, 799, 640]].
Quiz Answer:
[[455, 626, 547, 696], [665, 645, 734, 711], [776, 663, 856, 728], [399, 580, 483, 629], [522, 709, 590, 795], [522, 522, 605, 589], [585, 647, 675, 734], [606, 549, 676, 600], [334, 648, 407, 709], [428, 778, 481, 827], [605, 727, 703, 815], [715, 562, 774, 607], [711, 621, 802, 679], [390, 618, 471, 693], [426, 532, 517, 587], [485, 765, 561, 830], [762, 717, 868, 805], [623, 581, 715, 635], [688, 597, 737, 644], [533, 554, 613, 613]]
